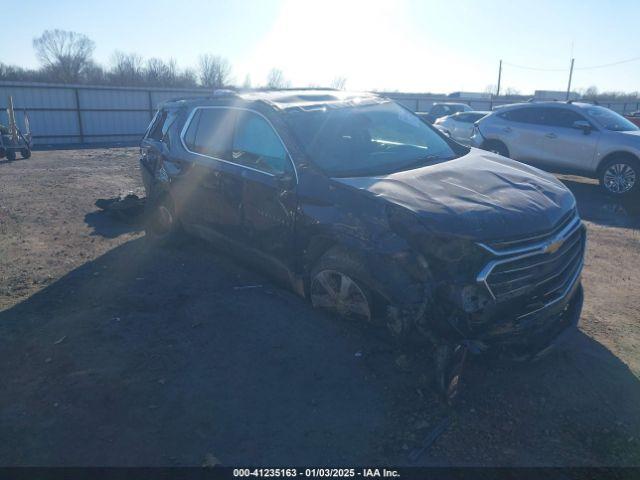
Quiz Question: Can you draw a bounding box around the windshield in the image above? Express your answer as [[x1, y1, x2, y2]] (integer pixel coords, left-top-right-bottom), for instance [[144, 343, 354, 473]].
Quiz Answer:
[[284, 102, 459, 177], [586, 106, 639, 132]]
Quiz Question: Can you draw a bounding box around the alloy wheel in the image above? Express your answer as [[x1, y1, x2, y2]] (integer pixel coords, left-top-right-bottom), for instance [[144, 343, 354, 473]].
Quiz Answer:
[[603, 163, 636, 194], [152, 204, 174, 234], [310, 270, 371, 322]]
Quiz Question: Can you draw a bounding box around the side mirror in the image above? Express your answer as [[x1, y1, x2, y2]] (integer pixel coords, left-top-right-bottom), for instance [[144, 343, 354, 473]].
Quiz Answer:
[[572, 120, 592, 134]]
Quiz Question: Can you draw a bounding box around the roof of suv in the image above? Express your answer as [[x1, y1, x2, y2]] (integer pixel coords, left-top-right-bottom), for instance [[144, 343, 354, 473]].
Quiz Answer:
[[495, 101, 594, 111], [164, 89, 385, 112]]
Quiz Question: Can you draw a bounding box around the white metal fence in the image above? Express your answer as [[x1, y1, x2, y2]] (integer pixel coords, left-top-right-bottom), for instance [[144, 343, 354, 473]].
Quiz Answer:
[[1, 81, 638, 148], [0, 81, 211, 147]]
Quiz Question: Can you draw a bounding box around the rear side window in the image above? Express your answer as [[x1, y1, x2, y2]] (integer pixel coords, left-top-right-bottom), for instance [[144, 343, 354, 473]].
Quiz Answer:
[[500, 107, 546, 124], [456, 113, 479, 123], [147, 110, 167, 140], [146, 108, 180, 146], [232, 111, 290, 175], [183, 108, 236, 159]]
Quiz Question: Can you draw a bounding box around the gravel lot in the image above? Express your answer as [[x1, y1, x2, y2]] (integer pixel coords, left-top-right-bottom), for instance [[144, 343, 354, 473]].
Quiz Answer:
[[1, 148, 639, 466]]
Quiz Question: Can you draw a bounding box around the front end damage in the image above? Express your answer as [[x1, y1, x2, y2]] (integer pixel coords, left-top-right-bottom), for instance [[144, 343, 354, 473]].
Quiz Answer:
[[378, 208, 586, 400]]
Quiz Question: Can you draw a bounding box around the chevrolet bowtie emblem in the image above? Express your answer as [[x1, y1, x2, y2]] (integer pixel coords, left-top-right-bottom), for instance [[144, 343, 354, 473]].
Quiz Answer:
[[545, 238, 564, 254]]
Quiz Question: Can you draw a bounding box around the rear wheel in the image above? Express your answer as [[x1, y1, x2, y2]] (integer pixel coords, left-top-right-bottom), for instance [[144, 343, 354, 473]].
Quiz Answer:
[[483, 140, 509, 158], [599, 155, 639, 197], [144, 195, 182, 245], [5, 149, 16, 161], [20, 148, 31, 159]]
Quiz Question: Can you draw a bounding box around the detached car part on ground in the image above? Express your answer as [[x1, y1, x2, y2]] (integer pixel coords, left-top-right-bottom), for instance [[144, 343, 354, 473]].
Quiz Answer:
[[139, 90, 586, 400], [471, 101, 640, 197]]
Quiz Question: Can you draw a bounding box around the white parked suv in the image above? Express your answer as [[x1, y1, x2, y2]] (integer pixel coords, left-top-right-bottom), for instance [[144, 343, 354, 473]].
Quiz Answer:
[[471, 102, 640, 196]]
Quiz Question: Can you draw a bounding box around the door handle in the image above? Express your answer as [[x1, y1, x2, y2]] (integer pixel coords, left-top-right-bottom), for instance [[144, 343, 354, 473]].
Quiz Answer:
[[545, 133, 557, 139]]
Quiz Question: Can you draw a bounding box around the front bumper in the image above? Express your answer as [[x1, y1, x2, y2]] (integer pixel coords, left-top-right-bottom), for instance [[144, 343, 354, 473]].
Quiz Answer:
[[475, 279, 583, 360]]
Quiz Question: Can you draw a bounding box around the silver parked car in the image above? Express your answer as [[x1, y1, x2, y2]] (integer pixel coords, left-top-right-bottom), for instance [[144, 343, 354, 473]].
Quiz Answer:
[[471, 101, 640, 196], [434, 111, 489, 144]]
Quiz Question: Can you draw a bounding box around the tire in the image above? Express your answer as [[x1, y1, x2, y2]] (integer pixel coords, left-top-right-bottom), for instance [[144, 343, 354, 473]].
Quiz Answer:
[[309, 248, 376, 323], [144, 195, 182, 245], [5, 149, 16, 161], [20, 148, 31, 159], [483, 140, 509, 158], [599, 155, 639, 197]]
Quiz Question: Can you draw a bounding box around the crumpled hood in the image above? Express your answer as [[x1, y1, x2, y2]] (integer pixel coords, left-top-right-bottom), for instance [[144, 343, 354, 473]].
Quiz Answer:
[[331, 149, 576, 241]]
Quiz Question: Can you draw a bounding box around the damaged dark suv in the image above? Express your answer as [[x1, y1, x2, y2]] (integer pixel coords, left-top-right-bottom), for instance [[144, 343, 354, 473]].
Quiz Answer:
[[140, 89, 585, 396]]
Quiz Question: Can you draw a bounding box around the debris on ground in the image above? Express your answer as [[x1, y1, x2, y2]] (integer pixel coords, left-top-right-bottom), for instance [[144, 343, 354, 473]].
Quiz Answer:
[[408, 416, 451, 462], [202, 453, 221, 467], [233, 284, 263, 290], [95, 193, 146, 224]]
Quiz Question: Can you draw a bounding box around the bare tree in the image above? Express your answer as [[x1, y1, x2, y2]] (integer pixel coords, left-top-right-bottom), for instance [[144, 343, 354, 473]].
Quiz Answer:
[[584, 85, 599, 100], [503, 87, 521, 96], [110, 51, 144, 85], [145, 57, 171, 86], [484, 84, 497, 95], [33, 29, 95, 82], [198, 54, 232, 89], [266, 68, 290, 89], [178, 68, 198, 88], [242, 74, 252, 89], [83, 62, 107, 85], [330, 76, 347, 90]]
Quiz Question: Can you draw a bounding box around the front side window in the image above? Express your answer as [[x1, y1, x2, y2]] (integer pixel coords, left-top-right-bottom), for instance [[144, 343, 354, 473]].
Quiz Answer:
[[284, 101, 459, 177], [232, 111, 290, 175], [183, 108, 236, 159], [586, 106, 639, 132], [543, 108, 588, 128]]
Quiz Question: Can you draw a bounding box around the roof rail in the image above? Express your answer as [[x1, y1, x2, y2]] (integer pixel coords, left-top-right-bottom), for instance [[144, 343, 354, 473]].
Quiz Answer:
[[247, 87, 340, 92]]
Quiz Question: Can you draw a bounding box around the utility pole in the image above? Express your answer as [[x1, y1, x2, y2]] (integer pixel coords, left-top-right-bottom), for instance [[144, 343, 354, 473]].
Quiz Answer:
[[492, 59, 502, 109], [496, 59, 502, 97], [566, 58, 575, 100]]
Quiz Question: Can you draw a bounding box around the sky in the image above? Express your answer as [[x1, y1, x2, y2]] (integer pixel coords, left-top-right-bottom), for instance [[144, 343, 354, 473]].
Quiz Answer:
[[1, 0, 639, 94]]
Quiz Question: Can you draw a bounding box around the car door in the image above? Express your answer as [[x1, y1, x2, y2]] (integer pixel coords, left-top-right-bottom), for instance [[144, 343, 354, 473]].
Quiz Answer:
[[538, 107, 600, 173], [497, 107, 552, 165], [181, 107, 243, 241], [231, 110, 298, 281]]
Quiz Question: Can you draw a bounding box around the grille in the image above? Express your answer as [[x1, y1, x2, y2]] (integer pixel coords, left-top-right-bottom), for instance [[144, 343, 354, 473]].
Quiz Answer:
[[477, 212, 585, 310], [486, 208, 577, 253]]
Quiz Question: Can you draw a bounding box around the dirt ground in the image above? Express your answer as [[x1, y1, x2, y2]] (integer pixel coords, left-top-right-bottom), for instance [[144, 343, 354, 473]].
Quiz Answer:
[[1, 148, 639, 466]]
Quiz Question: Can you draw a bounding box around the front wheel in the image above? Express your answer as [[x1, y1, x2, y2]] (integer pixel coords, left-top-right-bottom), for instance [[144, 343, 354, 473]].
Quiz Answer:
[[310, 250, 375, 323], [20, 148, 31, 159], [600, 157, 639, 197]]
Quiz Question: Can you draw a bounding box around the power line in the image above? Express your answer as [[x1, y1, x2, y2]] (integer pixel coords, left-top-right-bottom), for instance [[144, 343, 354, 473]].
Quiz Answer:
[[576, 56, 640, 70], [503, 56, 640, 72], [502, 61, 566, 72]]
